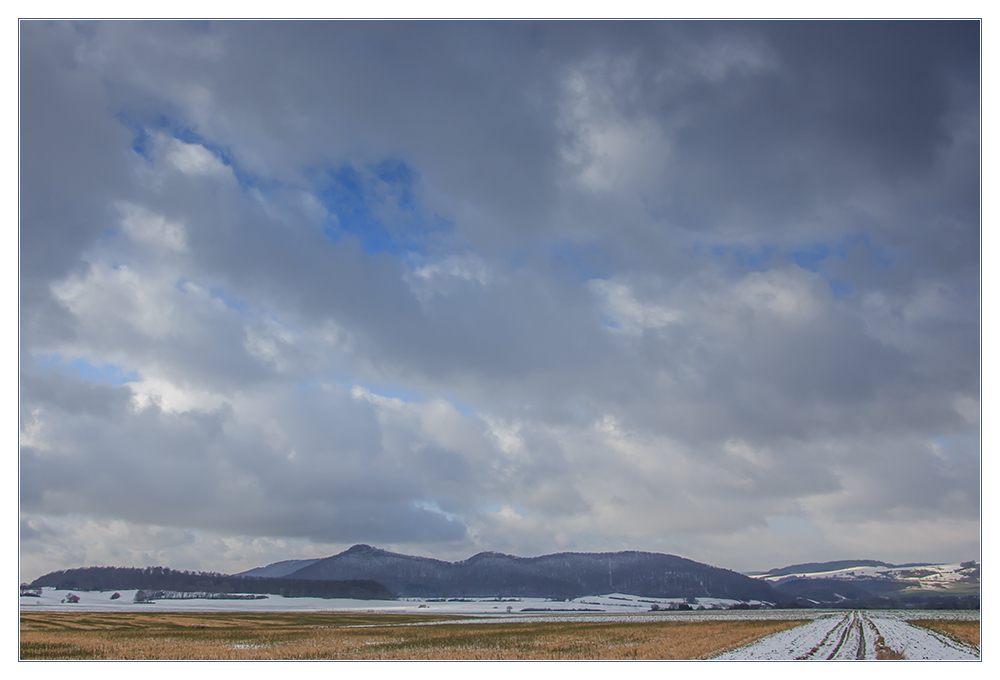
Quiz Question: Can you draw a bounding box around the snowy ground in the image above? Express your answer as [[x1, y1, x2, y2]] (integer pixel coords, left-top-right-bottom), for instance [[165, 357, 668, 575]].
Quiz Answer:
[[21, 588, 978, 659], [19, 588, 766, 616], [713, 610, 979, 660]]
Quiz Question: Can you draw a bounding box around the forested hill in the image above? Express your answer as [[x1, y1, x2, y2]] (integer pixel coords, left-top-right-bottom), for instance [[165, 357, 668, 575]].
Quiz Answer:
[[282, 544, 776, 601], [28, 566, 395, 600]]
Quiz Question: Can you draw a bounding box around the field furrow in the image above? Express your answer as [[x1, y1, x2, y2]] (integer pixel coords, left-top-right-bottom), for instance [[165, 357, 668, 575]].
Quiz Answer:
[[872, 615, 979, 660], [715, 614, 845, 660], [717, 611, 979, 661]]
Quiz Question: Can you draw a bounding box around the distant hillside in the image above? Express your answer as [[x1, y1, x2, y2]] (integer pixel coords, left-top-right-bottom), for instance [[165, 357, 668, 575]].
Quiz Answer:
[[263, 544, 776, 601], [763, 559, 892, 578], [770, 578, 894, 608], [30, 551, 979, 609], [29, 566, 394, 600], [756, 559, 979, 609], [239, 558, 321, 579]]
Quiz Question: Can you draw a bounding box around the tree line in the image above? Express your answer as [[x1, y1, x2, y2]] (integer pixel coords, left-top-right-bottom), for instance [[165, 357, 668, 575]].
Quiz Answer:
[[29, 566, 396, 600]]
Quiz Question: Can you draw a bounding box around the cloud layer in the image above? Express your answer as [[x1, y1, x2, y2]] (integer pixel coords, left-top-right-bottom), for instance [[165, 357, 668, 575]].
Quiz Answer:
[[19, 21, 979, 581]]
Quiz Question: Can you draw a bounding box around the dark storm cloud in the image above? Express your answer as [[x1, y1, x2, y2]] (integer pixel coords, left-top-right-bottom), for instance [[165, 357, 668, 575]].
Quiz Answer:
[[19, 20, 979, 578], [19, 23, 135, 284]]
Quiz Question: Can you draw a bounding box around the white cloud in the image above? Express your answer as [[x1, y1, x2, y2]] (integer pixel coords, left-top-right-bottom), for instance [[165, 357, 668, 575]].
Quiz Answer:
[[244, 319, 299, 373], [166, 139, 231, 177], [19, 513, 347, 583], [51, 263, 182, 341], [684, 34, 776, 83], [405, 252, 492, 302], [117, 202, 188, 252], [731, 269, 825, 320], [19, 22, 980, 576], [128, 375, 227, 413], [558, 59, 674, 195], [350, 384, 406, 409], [589, 279, 680, 334]]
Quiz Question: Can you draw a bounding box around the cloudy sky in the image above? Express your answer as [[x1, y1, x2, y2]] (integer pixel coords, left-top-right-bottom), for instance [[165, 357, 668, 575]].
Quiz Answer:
[[18, 20, 980, 582]]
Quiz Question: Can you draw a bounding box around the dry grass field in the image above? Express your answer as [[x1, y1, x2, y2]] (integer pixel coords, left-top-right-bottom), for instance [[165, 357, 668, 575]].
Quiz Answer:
[[20, 611, 806, 660], [908, 619, 980, 649]]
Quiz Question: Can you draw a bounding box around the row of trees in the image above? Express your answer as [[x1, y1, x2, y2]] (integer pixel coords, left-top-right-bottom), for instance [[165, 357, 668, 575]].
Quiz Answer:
[[30, 566, 396, 600]]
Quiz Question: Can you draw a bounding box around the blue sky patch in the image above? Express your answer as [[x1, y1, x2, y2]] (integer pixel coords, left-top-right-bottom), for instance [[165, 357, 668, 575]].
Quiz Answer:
[[35, 354, 139, 385], [116, 114, 153, 161], [118, 112, 264, 189], [792, 243, 831, 271], [315, 159, 449, 257], [827, 278, 853, 299], [373, 158, 416, 211]]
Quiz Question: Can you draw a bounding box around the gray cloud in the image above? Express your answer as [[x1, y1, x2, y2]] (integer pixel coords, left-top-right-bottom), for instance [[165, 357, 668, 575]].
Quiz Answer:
[[19, 21, 979, 580]]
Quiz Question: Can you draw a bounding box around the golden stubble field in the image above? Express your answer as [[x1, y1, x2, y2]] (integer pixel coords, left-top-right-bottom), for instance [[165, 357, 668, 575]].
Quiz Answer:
[[20, 611, 807, 660], [908, 619, 980, 648]]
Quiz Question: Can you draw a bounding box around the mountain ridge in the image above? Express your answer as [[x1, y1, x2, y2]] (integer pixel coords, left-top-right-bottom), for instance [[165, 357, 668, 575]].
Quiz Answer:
[[753, 558, 980, 609], [242, 544, 776, 601], [761, 559, 893, 577], [28, 548, 979, 609]]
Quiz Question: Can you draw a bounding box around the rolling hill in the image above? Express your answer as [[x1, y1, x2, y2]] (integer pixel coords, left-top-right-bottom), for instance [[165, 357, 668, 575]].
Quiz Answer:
[[754, 559, 980, 608], [241, 544, 775, 601]]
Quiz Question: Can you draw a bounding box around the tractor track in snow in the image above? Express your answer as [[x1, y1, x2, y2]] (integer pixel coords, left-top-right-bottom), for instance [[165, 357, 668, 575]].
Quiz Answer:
[[715, 610, 978, 661]]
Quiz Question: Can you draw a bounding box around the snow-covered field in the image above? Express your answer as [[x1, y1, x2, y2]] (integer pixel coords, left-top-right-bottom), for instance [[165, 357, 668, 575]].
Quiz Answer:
[[21, 588, 978, 659], [19, 588, 766, 616], [713, 610, 979, 660]]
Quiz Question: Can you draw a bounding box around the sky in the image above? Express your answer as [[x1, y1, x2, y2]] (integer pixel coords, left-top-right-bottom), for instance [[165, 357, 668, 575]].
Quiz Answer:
[[18, 20, 981, 582]]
